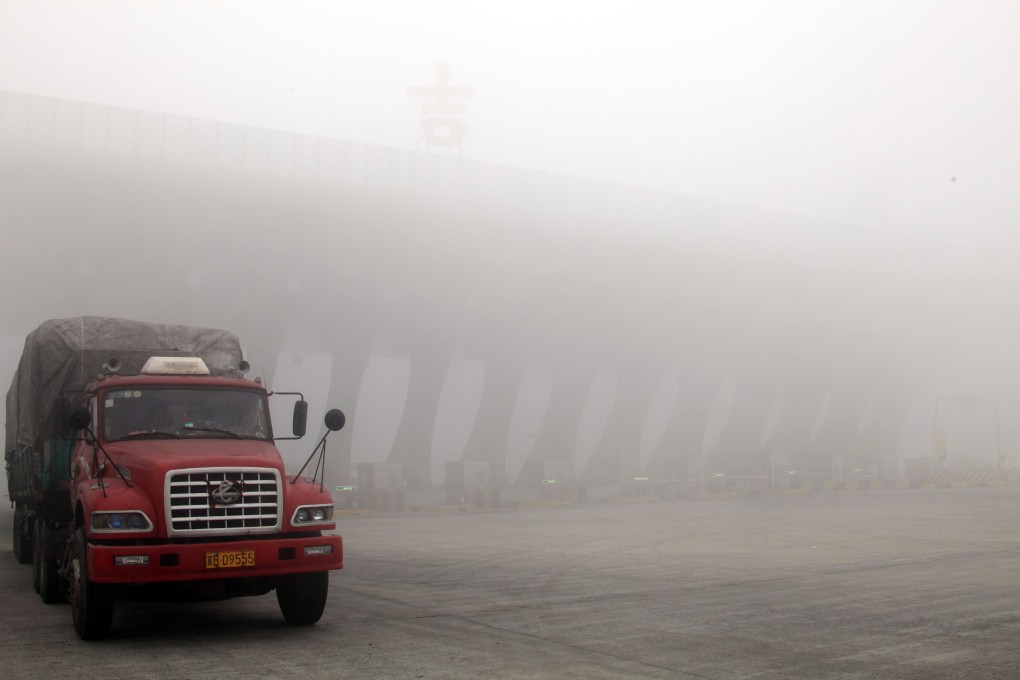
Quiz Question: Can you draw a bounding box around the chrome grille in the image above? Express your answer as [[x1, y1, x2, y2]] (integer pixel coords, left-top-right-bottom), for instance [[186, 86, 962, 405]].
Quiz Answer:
[[166, 467, 281, 536]]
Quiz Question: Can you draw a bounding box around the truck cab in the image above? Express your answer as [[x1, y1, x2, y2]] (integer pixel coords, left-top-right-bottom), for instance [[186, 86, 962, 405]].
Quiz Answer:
[[62, 355, 345, 638]]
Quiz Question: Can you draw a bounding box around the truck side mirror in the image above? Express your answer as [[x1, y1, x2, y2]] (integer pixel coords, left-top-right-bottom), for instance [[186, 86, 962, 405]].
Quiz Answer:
[[324, 409, 346, 431], [292, 400, 308, 438], [69, 407, 91, 431]]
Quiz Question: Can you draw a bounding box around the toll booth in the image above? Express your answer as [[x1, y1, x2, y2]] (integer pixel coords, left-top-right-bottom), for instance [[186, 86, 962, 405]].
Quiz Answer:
[[705, 471, 732, 493], [445, 460, 498, 507], [904, 456, 935, 481], [619, 457, 653, 497], [730, 475, 769, 494], [540, 459, 573, 501], [333, 483, 359, 510], [356, 463, 405, 511]]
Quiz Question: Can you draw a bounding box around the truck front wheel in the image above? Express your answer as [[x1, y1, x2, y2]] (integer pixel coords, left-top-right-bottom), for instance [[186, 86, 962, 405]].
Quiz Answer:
[[69, 528, 115, 640], [276, 571, 329, 625]]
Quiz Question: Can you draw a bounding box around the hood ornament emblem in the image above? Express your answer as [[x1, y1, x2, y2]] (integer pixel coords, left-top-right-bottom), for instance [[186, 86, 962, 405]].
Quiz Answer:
[[209, 479, 244, 506]]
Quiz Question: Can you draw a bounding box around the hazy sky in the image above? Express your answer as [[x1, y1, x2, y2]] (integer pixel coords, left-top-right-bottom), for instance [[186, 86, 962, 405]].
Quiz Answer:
[[1, 1, 1017, 254]]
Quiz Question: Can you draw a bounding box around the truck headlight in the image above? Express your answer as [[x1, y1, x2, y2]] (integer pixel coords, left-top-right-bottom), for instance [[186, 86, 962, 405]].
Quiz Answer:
[[292, 505, 333, 525], [92, 511, 154, 532]]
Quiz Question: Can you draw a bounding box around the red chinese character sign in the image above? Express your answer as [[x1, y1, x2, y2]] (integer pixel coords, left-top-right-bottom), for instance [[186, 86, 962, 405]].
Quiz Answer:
[[407, 63, 474, 150]]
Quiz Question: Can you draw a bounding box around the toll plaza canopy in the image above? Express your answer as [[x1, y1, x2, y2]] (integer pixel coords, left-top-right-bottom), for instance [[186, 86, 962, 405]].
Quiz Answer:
[[1, 89, 1013, 490]]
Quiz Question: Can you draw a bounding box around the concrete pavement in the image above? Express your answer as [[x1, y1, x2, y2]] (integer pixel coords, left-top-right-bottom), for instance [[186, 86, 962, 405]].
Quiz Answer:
[[1, 487, 1017, 679]]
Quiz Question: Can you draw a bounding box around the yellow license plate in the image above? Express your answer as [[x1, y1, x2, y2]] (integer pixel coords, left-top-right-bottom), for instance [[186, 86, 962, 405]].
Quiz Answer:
[[205, 550, 256, 569]]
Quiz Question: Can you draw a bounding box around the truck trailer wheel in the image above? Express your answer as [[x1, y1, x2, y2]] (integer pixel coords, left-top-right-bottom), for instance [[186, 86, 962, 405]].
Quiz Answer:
[[12, 504, 32, 565], [69, 528, 114, 640], [34, 518, 67, 603], [276, 571, 329, 625]]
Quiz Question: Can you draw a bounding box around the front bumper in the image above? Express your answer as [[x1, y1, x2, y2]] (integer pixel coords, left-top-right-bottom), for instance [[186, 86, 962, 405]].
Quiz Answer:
[[87, 534, 343, 584]]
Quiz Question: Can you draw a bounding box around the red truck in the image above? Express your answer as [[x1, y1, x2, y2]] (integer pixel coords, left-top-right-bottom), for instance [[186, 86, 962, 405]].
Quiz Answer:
[[6, 317, 345, 639]]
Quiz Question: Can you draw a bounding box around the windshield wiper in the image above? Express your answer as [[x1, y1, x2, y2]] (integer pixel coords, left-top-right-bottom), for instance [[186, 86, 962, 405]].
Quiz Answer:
[[181, 424, 243, 439], [119, 430, 181, 440]]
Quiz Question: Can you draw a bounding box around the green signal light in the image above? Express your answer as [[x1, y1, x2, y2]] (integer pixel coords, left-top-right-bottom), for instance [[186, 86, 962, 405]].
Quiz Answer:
[[336, 485, 357, 492], [542, 479, 560, 485]]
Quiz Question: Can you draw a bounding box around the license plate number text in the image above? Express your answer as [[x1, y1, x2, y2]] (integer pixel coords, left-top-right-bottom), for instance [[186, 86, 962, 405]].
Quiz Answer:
[[205, 550, 256, 569]]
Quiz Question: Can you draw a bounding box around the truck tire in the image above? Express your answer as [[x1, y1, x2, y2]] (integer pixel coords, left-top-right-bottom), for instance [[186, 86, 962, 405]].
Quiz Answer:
[[13, 504, 32, 565], [31, 519, 42, 593], [69, 528, 114, 640], [35, 518, 67, 604], [276, 571, 329, 626]]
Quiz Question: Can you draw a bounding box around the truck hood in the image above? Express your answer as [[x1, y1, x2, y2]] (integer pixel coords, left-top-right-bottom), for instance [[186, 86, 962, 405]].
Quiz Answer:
[[90, 439, 291, 539], [103, 439, 285, 479]]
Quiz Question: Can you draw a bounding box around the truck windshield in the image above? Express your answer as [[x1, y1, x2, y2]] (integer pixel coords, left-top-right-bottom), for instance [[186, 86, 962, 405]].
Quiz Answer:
[[103, 388, 269, 442]]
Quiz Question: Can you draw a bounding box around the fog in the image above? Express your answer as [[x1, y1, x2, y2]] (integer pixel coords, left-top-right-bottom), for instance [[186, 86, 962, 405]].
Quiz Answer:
[[1, 2, 1018, 496]]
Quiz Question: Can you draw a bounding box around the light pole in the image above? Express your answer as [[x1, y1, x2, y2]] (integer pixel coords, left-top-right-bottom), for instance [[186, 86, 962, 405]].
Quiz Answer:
[[699, 455, 705, 495], [990, 399, 1003, 469], [934, 397, 950, 472]]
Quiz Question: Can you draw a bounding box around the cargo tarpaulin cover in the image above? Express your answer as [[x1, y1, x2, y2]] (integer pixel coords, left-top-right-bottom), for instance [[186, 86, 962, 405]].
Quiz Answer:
[[5, 317, 244, 457]]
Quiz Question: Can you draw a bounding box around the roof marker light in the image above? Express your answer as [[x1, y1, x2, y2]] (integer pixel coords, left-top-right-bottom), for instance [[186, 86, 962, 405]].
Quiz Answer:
[[140, 357, 210, 375]]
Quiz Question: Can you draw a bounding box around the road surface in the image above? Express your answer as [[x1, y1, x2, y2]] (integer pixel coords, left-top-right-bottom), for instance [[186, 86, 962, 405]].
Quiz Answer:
[[2, 488, 1017, 679]]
